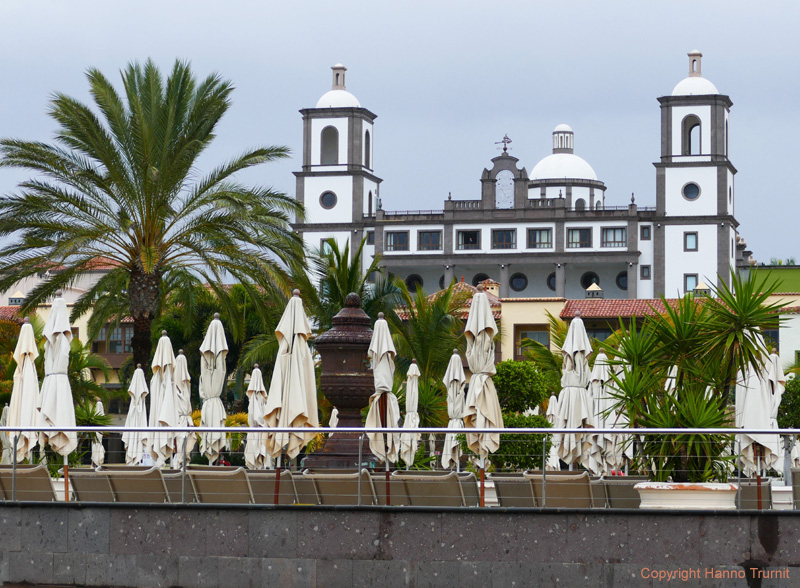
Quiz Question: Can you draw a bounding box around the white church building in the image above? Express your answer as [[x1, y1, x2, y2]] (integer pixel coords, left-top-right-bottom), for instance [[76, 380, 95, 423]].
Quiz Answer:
[[292, 52, 748, 300]]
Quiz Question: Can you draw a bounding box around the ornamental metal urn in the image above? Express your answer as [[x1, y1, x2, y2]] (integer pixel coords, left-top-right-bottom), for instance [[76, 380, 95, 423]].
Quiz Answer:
[[303, 292, 376, 468]]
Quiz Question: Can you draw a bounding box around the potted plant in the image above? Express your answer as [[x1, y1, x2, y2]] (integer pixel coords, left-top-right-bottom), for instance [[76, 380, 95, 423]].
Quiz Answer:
[[603, 271, 784, 508]]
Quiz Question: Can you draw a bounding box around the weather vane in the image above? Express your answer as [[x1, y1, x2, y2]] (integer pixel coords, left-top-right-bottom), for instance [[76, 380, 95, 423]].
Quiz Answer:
[[495, 134, 512, 154]]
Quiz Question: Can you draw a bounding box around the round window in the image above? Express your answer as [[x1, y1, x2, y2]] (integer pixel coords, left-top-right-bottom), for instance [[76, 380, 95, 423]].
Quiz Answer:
[[547, 272, 556, 292], [616, 271, 628, 291], [510, 273, 528, 292], [405, 274, 423, 293], [580, 271, 600, 289], [682, 183, 700, 201], [320, 191, 338, 209], [472, 273, 490, 287]]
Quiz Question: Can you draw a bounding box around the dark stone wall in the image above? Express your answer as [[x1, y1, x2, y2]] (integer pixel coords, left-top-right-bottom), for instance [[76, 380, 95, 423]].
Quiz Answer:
[[1, 504, 799, 587]]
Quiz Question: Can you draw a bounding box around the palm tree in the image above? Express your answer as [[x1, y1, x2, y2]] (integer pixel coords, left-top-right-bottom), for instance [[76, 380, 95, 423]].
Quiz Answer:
[[0, 59, 303, 368]]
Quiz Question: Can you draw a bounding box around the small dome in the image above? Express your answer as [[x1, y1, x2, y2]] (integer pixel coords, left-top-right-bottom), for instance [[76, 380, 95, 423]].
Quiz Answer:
[[672, 76, 719, 96], [554, 123, 573, 133], [530, 153, 597, 181], [316, 89, 361, 108]]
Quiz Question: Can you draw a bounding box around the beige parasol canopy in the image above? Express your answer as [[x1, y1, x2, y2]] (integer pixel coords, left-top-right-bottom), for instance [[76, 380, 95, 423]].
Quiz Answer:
[[0, 404, 11, 464], [366, 314, 401, 463], [38, 295, 77, 457], [463, 286, 503, 467], [556, 312, 593, 466], [121, 365, 149, 465], [199, 315, 229, 464], [264, 292, 318, 460], [400, 361, 421, 465], [149, 331, 179, 466], [91, 400, 105, 467], [244, 365, 270, 470], [442, 350, 465, 470], [545, 394, 561, 470], [8, 318, 40, 462], [173, 350, 196, 468]]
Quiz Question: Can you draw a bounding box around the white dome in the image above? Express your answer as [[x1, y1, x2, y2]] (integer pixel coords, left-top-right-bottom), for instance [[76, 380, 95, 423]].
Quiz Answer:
[[672, 76, 719, 96], [316, 89, 361, 108], [554, 123, 573, 133], [530, 153, 597, 181]]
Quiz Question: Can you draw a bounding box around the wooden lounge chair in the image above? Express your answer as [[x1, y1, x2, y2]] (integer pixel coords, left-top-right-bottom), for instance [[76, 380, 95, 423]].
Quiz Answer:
[[68, 468, 115, 502], [458, 472, 480, 507], [304, 469, 376, 506], [526, 471, 593, 508], [0, 464, 56, 501], [373, 472, 410, 506], [106, 467, 169, 503], [590, 477, 607, 508], [791, 468, 800, 509], [737, 478, 772, 510], [394, 470, 465, 507], [247, 470, 297, 505], [293, 472, 320, 505], [162, 470, 198, 504], [188, 466, 253, 504], [488, 472, 536, 507], [602, 476, 649, 508]]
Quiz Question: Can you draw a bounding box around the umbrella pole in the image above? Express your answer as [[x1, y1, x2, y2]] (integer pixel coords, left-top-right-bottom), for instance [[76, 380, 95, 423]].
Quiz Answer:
[[12, 434, 18, 501], [380, 393, 391, 506], [479, 458, 485, 507], [181, 436, 188, 504], [63, 454, 69, 503], [756, 447, 763, 510], [274, 454, 281, 506]]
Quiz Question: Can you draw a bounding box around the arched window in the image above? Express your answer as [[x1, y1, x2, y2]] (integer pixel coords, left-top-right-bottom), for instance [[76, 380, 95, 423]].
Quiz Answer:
[[321, 126, 339, 165], [364, 130, 371, 168], [681, 115, 701, 156], [574, 198, 586, 211], [368, 191, 373, 216]]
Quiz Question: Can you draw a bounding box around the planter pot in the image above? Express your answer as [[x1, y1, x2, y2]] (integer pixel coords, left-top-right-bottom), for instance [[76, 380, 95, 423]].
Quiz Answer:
[[634, 482, 738, 510]]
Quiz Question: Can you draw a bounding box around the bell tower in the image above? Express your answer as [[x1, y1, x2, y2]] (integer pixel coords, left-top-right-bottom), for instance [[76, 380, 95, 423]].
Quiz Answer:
[[653, 51, 737, 296], [293, 65, 382, 259]]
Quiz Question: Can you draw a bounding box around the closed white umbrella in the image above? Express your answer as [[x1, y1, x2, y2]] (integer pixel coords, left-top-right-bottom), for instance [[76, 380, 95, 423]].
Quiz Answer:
[[400, 360, 421, 467], [91, 400, 105, 467], [366, 313, 401, 463], [463, 284, 503, 507], [463, 285, 503, 467], [329, 408, 339, 431], [0, 404, 11, 465], [244, 364, 270, 470], [38, 294, 77, 500], [199, 314, 229, 465], [121, 365, 149, 465], [736, 346, 778, 476], [545, 394, 561, 470], [7, 317, 39, 463], [556, 311, 593, 467], [588, 352, 611, 475], [264, 291, 318, 460], [173, 350, 195, 469], [442, 350, 465, 470], [149, 331, 179, 466]]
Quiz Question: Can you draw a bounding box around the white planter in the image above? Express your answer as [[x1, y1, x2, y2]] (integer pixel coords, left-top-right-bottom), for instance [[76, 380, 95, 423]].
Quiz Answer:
[[634, 482, 738, 510]]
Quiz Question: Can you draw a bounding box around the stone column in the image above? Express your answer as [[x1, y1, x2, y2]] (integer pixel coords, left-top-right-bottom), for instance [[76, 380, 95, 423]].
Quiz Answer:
[[499, 264, 510, 298], [556, 263, 566, 298], [627, 262, 638, 299]]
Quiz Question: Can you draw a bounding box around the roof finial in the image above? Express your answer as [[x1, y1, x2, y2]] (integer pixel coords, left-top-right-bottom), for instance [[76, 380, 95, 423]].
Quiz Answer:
[[331, 63, 347, 90], [688, 50, 702, 78], [631, 192, 635, 204]]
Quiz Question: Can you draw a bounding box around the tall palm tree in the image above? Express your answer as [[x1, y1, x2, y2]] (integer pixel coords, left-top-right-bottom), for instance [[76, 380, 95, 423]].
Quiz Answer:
[[0, 59, 303, 368]]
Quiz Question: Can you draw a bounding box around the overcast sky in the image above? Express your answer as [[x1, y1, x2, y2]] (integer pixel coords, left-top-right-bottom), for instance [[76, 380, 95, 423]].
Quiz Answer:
[[1, 1, 798, 263]]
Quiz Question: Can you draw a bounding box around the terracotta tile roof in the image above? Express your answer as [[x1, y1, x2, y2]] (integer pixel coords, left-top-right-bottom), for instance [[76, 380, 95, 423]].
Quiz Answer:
[[780, 306, 800, 315], [560, 298, 670, 319], [500, 297, 566, 303], [0, 306, 23, 323]]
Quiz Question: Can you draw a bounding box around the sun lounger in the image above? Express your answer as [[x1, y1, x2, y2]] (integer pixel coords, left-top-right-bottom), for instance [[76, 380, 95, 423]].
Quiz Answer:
[[737, 478, 772, 510], [372, 473, 410, 506], [68, 469, 115, 502], [394, 470, 466, 507], [488, 473, 537, 507], [188, 466, 253, 504], [304, 469, 375, 506], [0, 464, 56, 501], [602, 476, 648, 508], [526, 471, 593, 508], [247, 470, 297, 505], [162, 470, 198, 504], [106, 467, 169, 503], [791, 469, 800, 509], [293, 472, 320, 505], [458, 472, 480, 506]]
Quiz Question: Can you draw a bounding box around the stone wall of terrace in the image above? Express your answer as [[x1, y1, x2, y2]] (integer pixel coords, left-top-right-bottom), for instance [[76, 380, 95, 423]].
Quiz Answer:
[[0, 504, 798, 587]]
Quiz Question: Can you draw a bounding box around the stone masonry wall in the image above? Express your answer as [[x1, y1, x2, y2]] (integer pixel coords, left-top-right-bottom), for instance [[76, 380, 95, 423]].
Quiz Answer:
[[0, 504, 799, 587]]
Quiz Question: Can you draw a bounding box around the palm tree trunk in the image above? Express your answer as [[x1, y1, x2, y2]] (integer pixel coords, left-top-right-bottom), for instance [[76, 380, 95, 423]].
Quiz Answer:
[[129, 268, 162, 369]]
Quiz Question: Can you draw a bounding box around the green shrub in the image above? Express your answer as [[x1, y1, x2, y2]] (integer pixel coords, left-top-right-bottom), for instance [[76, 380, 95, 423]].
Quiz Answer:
[[491, 413, 551, 472], [494, 360, 548, 414], [778, 376, 800, 429]]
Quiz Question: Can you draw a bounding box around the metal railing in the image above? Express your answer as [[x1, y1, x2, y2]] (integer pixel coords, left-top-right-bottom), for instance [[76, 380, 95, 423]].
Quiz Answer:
[[0, 426, 797, 509]]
